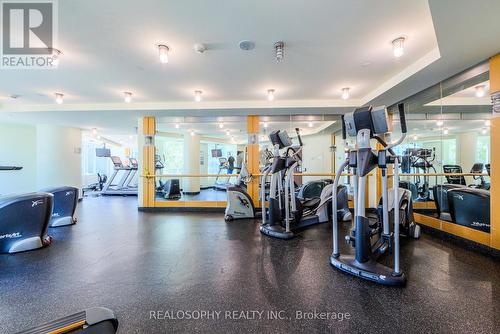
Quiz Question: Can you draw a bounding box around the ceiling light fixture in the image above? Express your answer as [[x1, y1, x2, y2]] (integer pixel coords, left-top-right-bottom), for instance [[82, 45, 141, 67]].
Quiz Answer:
[[50, 48, 62, 67], [308, 122, 313, 128], [92, 128, 98, 136], [274, 41, 284, 62], [175, 123, 180, 129], [443, 128, 449, 135], [341, 87, 350, 100], [218, 122, 224, 129], [123, 92, 132, 103], [194, 90, 202, 102], [226, 130, 230, 136], [485, 119, 491, 127], [158, 44, 170, 64], [129, 135, 133, 139], [475, 85, 486, 98], [436, 120, 444, 127], [267, 89, 275, 101], [412, 134, 418, 141], [55, 93, 64, 104], [481, 127, 488, 135], [392, 37, 405, 58], [97, 135, 101, 140], [263, 122, 268, 128], [190, 130, 195, 136]]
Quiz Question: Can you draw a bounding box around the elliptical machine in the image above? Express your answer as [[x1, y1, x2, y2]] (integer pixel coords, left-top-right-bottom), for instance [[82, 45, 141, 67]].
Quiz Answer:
[[260, 129, 351, 239], [330, 104, 420, 286]]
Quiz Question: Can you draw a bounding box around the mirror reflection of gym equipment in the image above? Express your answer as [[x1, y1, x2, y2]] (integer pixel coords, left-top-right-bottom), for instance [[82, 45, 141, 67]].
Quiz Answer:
[[1, 4, 500, 333]]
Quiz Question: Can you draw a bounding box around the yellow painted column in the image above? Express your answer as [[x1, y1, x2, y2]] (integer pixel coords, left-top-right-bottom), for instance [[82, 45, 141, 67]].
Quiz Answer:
[[246, 115, 261, 207], [138, 117, 156, 208], [490, 54, 500, 250]]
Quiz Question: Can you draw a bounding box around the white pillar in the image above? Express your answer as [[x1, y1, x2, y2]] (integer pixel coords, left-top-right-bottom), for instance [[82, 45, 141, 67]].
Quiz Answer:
[[457, 132, 477, 172], [183, 133, 200, 194], [36, 125, 82, 192]]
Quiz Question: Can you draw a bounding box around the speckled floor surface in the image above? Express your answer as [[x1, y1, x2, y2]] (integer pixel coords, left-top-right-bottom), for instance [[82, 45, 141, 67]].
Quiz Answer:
[[1, 197, 499, 334]]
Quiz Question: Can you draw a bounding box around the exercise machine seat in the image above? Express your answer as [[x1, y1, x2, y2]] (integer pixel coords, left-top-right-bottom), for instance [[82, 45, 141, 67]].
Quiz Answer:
[[41, 186, 79, 227], [447, 188, 490, 233], [443, 165, 466, 185], [160, 179, 181, 200], [16, 307, 118, 333], [0, 192, 53, 254], [433, 184, 465, 221]]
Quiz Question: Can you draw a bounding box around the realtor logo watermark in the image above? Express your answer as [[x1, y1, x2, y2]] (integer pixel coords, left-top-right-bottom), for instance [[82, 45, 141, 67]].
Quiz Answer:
[[1, 0, 58, 68]]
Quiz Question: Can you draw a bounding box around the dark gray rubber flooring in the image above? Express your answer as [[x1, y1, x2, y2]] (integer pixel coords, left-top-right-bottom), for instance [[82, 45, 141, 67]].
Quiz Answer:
[[0, 196, 498, 333]]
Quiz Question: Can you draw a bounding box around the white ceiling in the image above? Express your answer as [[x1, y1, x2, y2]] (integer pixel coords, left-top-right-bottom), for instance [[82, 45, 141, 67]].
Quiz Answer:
[[156, 116, 336, 144], [0, 1, 437, 108], [0, 0, 499, 138], [426, 81, 492, 106]]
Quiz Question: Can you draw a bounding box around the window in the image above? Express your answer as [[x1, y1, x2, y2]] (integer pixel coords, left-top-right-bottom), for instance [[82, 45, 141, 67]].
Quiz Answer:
[[476, 136, 490, 163]]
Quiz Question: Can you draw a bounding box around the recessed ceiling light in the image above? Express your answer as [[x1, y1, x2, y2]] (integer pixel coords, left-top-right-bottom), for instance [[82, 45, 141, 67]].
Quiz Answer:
[[308, 122, 313, 128], [226, 130, 230, 136], [274, 41, 284, 62], [175, 123, 180, 129], [92, 128, 98, 135], [443, 128, 449, 135], [129, 135, 133, 139], [123, 92, 132, 103], [341, 87, 350, 100], [263, 122, 268, 128], [412, 134, 418, 141], [218, 122, 224, 129], [485, 119, 491, 127], [97, 135, 101, 139], [194, 90, 202, 102], [481, 127, 488, 135], [158, 44, 169, 64], [392, 37, 405, 58], [475, 85, 486, 98], [436, 120, 444, 127], [267, 89, 275, 101], [190, 130, 196, 136], [55, 93, 64, 104]]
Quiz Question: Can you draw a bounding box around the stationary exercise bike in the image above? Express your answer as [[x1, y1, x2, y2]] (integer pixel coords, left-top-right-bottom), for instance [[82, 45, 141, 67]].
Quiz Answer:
[[225, 149, 256, 221], [330, 104, 420, 286]]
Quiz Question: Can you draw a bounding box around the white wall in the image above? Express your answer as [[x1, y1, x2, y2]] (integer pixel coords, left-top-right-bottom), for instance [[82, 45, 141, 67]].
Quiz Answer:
[[301, 132, 333, 183], [36, 125, 83, 191], [183, 133, 200, 193], [457, 131, 477, 173], [0, 123, 37, 195]]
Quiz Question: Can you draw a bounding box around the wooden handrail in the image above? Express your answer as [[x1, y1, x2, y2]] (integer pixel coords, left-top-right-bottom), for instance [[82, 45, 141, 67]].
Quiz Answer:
[[391, 173, 489, 177], [141, 172, 372, 178]]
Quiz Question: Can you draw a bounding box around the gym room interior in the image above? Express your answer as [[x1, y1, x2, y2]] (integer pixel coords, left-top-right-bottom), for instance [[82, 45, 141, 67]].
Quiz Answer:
[[0, 1, 499, 333]]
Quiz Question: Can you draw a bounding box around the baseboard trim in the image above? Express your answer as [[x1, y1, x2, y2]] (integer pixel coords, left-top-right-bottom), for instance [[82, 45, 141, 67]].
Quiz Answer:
[[138, 207, 225, 213]]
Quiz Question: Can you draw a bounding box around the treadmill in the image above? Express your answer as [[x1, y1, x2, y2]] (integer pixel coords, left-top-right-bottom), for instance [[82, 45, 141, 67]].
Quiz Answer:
[[213, 157, 232, 191], [100, 156, 138, 196], [16, 307, 118, 333]]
